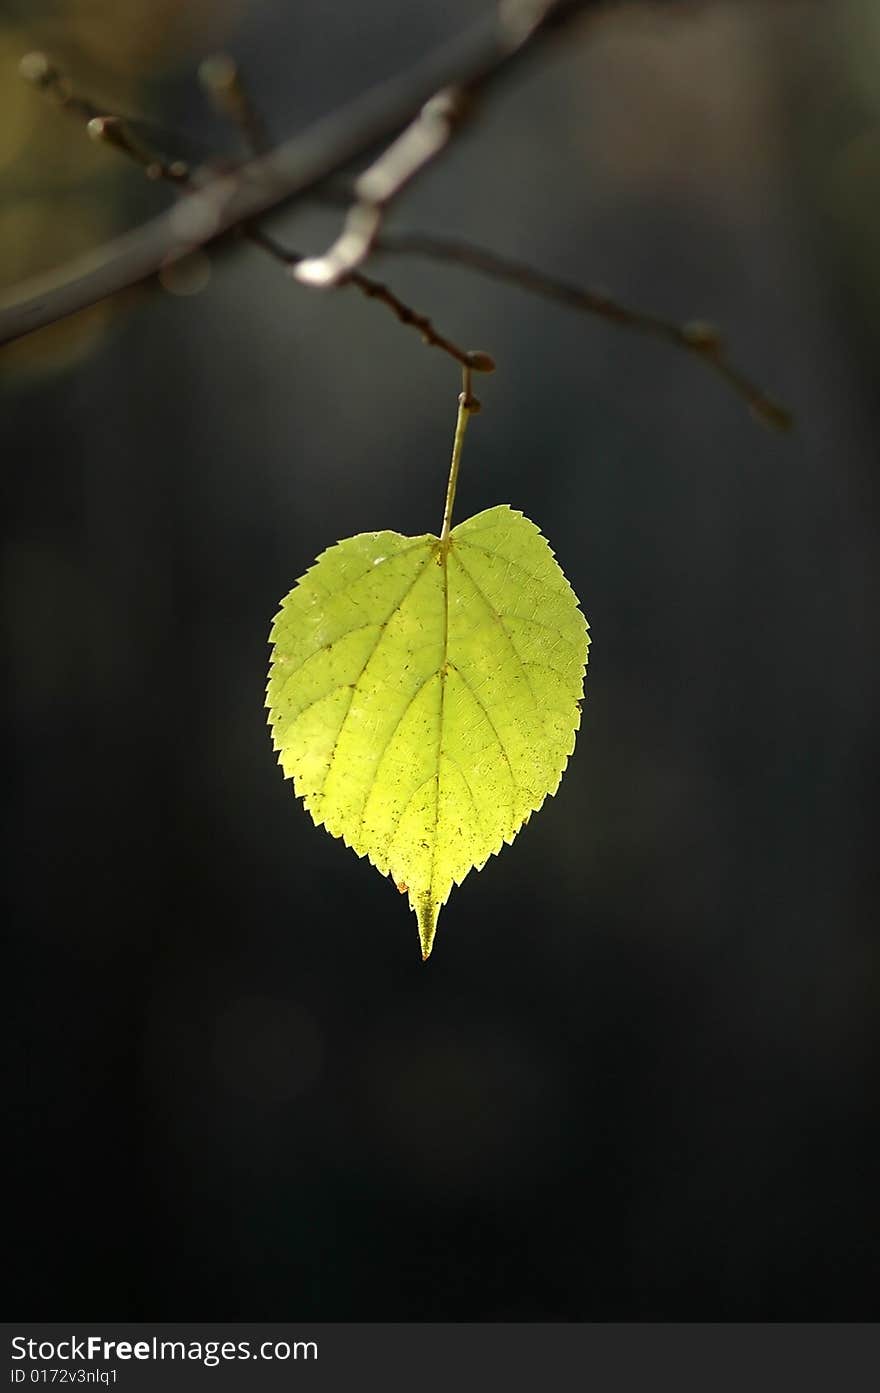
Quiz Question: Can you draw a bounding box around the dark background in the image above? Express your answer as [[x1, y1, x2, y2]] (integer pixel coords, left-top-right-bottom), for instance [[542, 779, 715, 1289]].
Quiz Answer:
[[3, 0, 878, 1319]]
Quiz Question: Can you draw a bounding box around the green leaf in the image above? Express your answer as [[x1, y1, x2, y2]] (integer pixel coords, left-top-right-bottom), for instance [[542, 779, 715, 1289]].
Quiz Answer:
[[267, 504, 589, 959]]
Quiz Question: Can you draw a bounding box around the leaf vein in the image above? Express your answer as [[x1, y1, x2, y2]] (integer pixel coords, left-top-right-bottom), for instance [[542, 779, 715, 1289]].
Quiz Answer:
[[273, 621, 380, 699], [441, 749, 484, 836], [446, 661, 518, 805], [275, 678, 360, 752], [385, 772, 437, 858], [319, 550, 435, 797], [453, 538, 568, 593], [450, 551, 543, 715], [357, 669, 440, 840], [301, 536, 431, 605], [502, 613, 584, 651]]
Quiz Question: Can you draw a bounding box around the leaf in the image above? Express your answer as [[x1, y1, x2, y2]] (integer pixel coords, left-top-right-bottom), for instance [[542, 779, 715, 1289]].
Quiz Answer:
[[266, 504, 589, 959]]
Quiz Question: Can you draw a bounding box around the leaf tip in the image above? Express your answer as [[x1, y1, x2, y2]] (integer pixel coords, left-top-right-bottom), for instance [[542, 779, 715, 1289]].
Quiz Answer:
[[415, 891, 439, 961]]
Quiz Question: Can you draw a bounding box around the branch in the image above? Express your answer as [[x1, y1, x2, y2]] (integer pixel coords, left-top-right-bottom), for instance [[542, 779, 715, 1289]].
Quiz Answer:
[[249, 228, 494, 372], [5, 6, 791, 429], [376, 232, 792, 429], [197, 56, 493, 371], [295, 88, 470, 288], [16, 56, 496, 376], [0, 0, 596, 345]]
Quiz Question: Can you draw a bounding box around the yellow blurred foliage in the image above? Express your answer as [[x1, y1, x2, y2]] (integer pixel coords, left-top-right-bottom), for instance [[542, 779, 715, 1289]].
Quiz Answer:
[[1, 0, 244, 376], [0, 32, 37, 172], [0, 197, 114, 377], [38, 0, 244, 74]]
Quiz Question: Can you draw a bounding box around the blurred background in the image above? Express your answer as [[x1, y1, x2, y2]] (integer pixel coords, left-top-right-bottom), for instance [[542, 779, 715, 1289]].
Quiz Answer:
[[3, 0, 879, 1319]]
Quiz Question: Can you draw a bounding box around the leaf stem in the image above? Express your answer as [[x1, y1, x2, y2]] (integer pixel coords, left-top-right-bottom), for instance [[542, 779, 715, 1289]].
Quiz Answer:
[[440, 365, 480, 545]]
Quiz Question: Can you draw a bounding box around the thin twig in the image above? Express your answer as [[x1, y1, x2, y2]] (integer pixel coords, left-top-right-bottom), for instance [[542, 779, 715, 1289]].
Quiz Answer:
[[295, 87, 470, 288], [233, 227, 495, 373], [18, 51, 104, 124], [377, 231, 792, 429], [293, 2, 597, 288], [0, 0, 595, 344], [347, 270, 493, 371], [199, 55, 271, 158], [86, 115, 190, 184], [16, 52, 196, 176]]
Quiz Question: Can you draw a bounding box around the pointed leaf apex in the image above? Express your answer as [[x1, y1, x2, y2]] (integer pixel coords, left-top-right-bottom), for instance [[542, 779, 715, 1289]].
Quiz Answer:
[[416, 892, 439, 961]]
